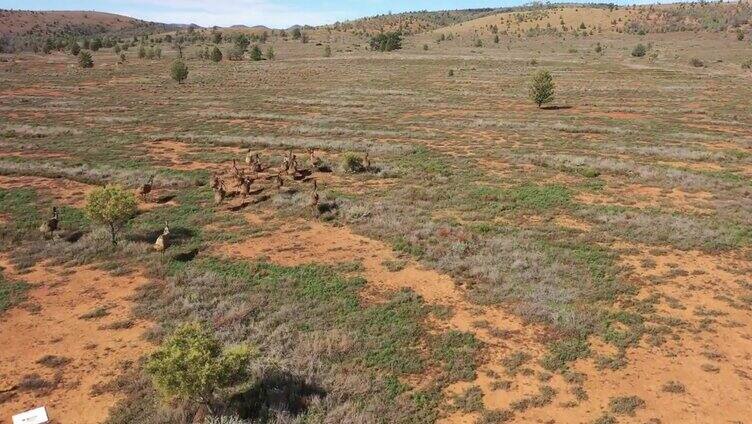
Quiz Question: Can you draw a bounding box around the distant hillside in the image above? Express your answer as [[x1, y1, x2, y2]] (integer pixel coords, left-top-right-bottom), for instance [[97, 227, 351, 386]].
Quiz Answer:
[[431, 2, 752, 40], [0, 10, 185, 51], [323, 9, 500, 37]]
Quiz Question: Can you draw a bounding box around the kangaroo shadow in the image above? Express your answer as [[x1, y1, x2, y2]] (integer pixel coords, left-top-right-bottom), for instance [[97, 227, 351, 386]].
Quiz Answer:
[[540, 105, 573, 110], [229, 370, 326, 420]]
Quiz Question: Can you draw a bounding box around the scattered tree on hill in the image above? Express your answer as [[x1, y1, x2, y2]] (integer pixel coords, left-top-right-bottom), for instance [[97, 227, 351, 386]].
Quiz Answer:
[[250, 45, 263, 61], [145, 322, 254, 413], [529, 70, 555, 108], [138, 45, 146, 59], [234, 34, 250, 52], [78, 50, 94, 68], [85, 185, 137, 245], [292, 27, 302, 40], [631, 43, 646, 57], [369, 32, 402, 52], [210, 46, 223, 62], [266, 46, 275, 60], [90, 38, 102, 51], [171, 59, 189, 83], [70, 42, 80, 56]]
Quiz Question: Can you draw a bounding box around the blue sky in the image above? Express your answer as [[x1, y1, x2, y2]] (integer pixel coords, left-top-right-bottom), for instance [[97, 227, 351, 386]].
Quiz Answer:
[[3, 1, 656, 28]]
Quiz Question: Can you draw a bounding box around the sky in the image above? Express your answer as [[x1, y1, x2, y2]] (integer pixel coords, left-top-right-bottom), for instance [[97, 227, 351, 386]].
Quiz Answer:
[[3, 0, 664, 28]]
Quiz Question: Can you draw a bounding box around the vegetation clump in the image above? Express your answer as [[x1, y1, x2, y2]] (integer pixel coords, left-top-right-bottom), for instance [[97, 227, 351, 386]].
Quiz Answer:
[[170, 59, 189, 83], [78, 50, 93, 68], [84, 184, 137, 245], [370, 32, 402, 51], [210, 46, 223, 62], [631, 43, 647, 57], [529, 70, 555, 108], [145, 322, 254, 412]]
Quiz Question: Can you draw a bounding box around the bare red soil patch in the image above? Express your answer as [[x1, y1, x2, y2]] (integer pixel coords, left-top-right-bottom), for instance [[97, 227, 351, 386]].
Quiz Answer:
[[0, 176, 94, 208], [0, 258, 151, 423]]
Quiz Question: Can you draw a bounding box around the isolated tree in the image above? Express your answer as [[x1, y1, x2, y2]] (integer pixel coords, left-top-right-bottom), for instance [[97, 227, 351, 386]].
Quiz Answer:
[[70, 42, 80, 56], [78, 51, 94, 68], [529, 70, 555, 108], [631, 43, 646, 57], [249, 45, 263, 61], [146, 322, 254, 413], [85, 185, 137, 245], [210, 46, 223, 62], [171, 59, 189, 83], [266, 46, 275, 60]]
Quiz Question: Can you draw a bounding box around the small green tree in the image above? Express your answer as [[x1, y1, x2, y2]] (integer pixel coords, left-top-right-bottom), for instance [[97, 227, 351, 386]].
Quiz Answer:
[[70, 42, 80, 56], [529, 70, 554, 108], [631, 43, 646, 57], [265, 46, 275, 60], [90, 38, 102, 51], [85, 185, 137, 245], [146, 322, 254, 412], [78, 50, 94, 68], [234, 34, 250, 52], [210, 46, 223, 62], [171, 59, 189, 83], [249, 45, 263, 61]]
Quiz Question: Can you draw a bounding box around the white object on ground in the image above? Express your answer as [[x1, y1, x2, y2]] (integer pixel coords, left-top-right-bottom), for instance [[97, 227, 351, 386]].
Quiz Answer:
[[12, 406, 49, 424]]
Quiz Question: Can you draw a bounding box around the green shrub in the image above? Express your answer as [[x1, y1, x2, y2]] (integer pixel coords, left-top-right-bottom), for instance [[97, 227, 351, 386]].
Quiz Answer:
[[84, 185, 137, 245], [210, 46, 223, 62], [529, 69, 555, 108], [265, 46, 274, 60], [70, 42, 80, 56], [145, 322, 254, 409], [608, 395, 645, 416], [370, 32, 402, 52], [340, 153, 365, 173], [138, 45, 146, 59], [78, 50, 94, 68], [631, 43, 646, 57], [170, 59, 189, 83], [249, 45, 263, 61]]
